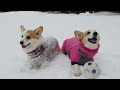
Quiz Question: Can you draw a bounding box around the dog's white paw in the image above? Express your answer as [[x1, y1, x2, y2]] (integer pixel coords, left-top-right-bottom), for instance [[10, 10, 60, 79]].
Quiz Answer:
[[40, 60, 50, 69], [20, 65, 32, 72], [20, 61, 35, 72], [71, 64, 82, 77]]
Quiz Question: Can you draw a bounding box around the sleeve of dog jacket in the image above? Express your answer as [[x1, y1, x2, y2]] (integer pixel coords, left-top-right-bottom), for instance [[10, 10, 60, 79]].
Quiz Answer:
[[70, 46, 80, 63], [61, 40, 67, 55]]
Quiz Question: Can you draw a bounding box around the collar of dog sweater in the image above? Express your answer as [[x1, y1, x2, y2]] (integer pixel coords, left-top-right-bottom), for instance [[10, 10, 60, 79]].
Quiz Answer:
[[27, 45, 45, 59], [80, 41, 100, 51]]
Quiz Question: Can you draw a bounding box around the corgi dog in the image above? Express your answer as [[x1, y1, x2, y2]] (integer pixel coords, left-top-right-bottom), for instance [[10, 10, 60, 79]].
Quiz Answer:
[[20, 25, 60, 70], [61, 30, 100, 76]]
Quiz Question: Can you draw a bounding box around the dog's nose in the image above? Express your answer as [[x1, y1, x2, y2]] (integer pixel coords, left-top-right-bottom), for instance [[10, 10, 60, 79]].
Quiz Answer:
[[20, 41, 24, 45], [93, 32, 97, 36]]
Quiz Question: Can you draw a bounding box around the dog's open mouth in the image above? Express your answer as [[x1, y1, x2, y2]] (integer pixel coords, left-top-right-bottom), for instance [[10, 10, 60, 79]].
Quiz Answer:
[[88, 38, 97, 44], [22, 43, 31, 48]]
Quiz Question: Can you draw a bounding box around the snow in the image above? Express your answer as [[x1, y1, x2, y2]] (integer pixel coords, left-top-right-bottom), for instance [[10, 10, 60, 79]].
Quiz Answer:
[[0, 11, 120, 79]]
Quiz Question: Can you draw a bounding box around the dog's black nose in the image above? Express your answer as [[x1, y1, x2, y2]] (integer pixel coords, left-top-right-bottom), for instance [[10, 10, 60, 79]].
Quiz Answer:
[[20, 41, 24, 45], [93, 32, 97, 36]]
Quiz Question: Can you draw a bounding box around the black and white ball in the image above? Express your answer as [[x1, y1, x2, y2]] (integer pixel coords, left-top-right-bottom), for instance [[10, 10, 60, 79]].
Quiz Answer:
[[82, 61, 101, 79]]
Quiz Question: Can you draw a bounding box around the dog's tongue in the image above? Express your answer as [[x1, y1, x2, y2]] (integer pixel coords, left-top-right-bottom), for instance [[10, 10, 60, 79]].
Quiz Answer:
[[92, 39, 96, 42]]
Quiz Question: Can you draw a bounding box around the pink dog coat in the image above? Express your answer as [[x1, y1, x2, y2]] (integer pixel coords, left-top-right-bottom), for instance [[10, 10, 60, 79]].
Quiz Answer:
[[61, 37, 100, 65]]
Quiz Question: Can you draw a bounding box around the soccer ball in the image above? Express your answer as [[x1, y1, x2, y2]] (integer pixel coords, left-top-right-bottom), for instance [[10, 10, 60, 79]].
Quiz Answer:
[[82, 61, 101, 79]]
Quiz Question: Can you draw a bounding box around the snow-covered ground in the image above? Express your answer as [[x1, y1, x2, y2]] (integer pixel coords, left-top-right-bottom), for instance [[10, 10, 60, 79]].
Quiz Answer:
[[0, 11, 120, 79]]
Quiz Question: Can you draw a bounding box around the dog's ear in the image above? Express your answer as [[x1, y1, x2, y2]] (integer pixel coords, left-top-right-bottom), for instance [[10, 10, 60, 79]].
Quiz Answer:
[[20, 25, 25, 32], [34, 26, 43, 36], [74, 30, 84, 40]]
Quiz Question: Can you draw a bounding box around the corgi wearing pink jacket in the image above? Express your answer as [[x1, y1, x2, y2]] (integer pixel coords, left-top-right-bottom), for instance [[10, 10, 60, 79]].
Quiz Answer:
[[61, 30, 100, 76]]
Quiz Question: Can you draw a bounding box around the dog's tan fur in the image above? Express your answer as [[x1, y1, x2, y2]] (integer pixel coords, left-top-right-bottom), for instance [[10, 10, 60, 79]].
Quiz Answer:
[[26, 30, 39, 39], [21, 25, 43, 39]]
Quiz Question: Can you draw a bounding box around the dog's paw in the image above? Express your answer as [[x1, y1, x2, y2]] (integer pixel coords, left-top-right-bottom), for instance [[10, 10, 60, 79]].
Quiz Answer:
[[71, 64, 82, 77], [73, 69, 81, 77], [20, 65, 32, 72], [20, 62, 35, 72], [40, 60, 50, 69]]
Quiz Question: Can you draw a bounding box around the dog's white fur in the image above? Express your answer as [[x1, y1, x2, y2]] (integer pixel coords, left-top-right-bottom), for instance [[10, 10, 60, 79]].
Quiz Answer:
[[84, 30, 100, 49], [71, 64, 81, 76], [72, 29, 100, 76], [20, 25, 60, 70]]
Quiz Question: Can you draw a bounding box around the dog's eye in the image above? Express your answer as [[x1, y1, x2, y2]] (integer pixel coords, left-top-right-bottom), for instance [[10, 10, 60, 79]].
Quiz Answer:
[[21, 35, 23, 38], [26, 36, 31, 39], [87, 32, 90, 34]]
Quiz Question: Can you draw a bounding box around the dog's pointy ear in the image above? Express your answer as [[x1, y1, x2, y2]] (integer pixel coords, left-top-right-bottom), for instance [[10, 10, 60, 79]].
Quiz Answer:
[[20, 25, 25, 32], [74, 30, 84, 40], [34, 26, 43, 36]]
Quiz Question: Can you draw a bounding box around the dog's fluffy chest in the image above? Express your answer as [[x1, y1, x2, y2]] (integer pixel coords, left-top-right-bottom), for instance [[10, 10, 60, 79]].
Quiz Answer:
[[27, 36, 59, 67]]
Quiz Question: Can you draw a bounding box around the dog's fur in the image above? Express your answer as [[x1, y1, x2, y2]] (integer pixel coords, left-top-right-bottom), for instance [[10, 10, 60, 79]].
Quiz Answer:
[[62, 29, 100, 76], [74, 30, 100, 50], [20, 25, 60, 70]]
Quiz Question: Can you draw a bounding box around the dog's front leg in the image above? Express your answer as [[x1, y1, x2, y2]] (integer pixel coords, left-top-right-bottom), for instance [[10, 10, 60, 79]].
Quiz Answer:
[[71, 63, 82, 77], [21, 60, 35, 72], [40, 60, 50, 69]]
